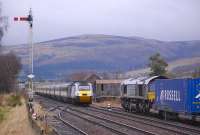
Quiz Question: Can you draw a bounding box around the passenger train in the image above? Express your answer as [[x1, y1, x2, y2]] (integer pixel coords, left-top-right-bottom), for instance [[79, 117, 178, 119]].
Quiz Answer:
[[35, 82, 93, 105]]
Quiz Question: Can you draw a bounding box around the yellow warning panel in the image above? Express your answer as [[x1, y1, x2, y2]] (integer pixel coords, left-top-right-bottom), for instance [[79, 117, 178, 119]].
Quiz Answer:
[[79, 96, 91, 103], [147, 91, 155, 101]]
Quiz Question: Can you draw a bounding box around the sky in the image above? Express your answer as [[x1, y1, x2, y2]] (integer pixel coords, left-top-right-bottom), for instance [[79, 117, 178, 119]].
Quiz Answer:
[[1, 0, 200, 45]]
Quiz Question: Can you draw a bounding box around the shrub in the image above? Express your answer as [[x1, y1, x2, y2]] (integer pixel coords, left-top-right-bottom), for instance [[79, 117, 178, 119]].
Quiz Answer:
[[0, 106, 9, 122], [0, 95, 3, 106], [6, 94, 22, 107], [0, 107, 4, 121]]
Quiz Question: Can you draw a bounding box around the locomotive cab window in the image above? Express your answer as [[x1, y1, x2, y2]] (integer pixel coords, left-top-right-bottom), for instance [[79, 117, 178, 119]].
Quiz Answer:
[[123, 85, 127, 94], [101, 84, 104, 91], [127, 84, 136, 96], [138, 85, 143, 96], [79, 85, 90, 91]]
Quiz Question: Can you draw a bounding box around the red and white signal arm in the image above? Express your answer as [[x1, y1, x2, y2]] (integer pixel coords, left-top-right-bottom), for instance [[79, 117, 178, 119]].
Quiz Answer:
[[14, 17, 29, 21], [14, 15, 33, 28]]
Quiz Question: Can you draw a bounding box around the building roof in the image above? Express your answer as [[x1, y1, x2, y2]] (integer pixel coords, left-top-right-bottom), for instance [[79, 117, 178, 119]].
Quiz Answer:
[[69, 73, 101, 82], [121, 76, 168, 85], [84, 74, 102, 82], [96, 79, 124, 84]]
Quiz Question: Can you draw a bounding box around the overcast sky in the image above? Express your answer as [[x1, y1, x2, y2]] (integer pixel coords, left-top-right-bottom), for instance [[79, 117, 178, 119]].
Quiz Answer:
[[2, 0, 200, 45]]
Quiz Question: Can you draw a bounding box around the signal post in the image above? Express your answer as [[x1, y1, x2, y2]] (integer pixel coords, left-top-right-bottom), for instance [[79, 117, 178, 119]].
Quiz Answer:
[[14, 9, 34, 101]]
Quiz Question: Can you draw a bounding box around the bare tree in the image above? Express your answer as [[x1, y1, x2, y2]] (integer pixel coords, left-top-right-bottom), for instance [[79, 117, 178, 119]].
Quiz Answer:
[[0, 53, 22, 93], [0, 3, 21, 93]]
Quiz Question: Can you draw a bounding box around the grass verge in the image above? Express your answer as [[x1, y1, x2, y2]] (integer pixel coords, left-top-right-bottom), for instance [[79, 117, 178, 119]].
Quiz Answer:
[[0, 106, 10, 123], [0, 94, 22, 123], [6, 94, 22, 107]]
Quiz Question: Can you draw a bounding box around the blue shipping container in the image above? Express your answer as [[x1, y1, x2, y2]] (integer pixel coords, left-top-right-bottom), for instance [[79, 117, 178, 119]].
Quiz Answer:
[[154, 78, 200, 114], [188, 78, 200, 113]]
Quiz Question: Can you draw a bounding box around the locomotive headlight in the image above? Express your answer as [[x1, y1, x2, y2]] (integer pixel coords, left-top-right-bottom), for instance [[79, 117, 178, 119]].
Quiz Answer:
[[87, 91, 92, 96], [87, 92, 91, 96]]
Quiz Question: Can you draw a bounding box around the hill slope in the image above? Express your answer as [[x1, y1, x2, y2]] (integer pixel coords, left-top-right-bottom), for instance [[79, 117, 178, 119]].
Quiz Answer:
[[125, 57, 200, 78], [4, 34, 200, 79]]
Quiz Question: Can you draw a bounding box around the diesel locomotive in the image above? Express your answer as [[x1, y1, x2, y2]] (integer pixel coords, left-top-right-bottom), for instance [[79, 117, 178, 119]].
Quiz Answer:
[[120, 76, 166, 113]]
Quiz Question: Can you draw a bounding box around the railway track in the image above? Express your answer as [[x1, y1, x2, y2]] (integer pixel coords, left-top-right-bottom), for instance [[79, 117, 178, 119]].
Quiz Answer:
[[90, 106, 200, 135], [46, 106, 88, 135], [36, 96, 120, 135], [63, 106, 158, 135], [35, 95, 200, 135], [57, 112, 88, 135], [36, 96, 156, 135]]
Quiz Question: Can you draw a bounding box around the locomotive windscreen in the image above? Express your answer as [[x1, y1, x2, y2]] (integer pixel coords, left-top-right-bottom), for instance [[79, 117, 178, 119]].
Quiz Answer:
[[79, 86, 90, 91]]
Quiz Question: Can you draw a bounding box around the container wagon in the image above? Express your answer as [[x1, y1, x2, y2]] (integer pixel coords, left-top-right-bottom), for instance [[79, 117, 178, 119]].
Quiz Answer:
[[153, 78, 200, 119]]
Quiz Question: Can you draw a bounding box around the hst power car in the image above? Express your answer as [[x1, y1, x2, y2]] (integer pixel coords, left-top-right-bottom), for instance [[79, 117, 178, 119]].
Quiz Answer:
[[35, 82, 93, 105]]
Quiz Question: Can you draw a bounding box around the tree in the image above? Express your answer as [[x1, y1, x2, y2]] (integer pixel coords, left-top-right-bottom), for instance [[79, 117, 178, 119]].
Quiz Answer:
[[0, 53, 22, 93], [192, 67, 200, 78], [0, 3, 21, 93], [148, 53, 168, 76]]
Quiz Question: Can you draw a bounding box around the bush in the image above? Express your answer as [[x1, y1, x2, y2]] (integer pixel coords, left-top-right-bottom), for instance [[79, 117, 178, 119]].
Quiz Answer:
[[6, 94, 22, 107], [0, 95, 3, 106], [0, 106, 9, 122], [0, 53, 22, 93], [0, 107, 4, 121], [149, 53, 168, 76]]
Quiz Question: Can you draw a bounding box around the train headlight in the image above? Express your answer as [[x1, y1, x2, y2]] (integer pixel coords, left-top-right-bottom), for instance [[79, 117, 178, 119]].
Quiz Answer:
[[87, 91, 92, 96], [86, 93, 91, 96]]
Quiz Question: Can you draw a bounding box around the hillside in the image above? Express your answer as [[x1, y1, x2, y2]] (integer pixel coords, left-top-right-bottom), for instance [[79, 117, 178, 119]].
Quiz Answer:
[[3, 34, 200, 79], [124, 57, 200, 78]]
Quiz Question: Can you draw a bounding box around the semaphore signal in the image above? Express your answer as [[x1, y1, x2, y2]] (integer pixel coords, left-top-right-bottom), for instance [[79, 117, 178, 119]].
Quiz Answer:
[[14, 9, 33, 28], [14, 17, 28, 21], [14, 8, 34, 100]]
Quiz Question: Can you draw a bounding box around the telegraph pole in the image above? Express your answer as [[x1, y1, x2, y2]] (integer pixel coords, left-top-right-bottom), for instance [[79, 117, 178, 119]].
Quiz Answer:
[[14, 9, 34, 100]]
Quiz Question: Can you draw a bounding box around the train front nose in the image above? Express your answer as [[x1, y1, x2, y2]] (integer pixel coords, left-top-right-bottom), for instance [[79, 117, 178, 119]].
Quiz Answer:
[[78, 91, 92, 103]]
